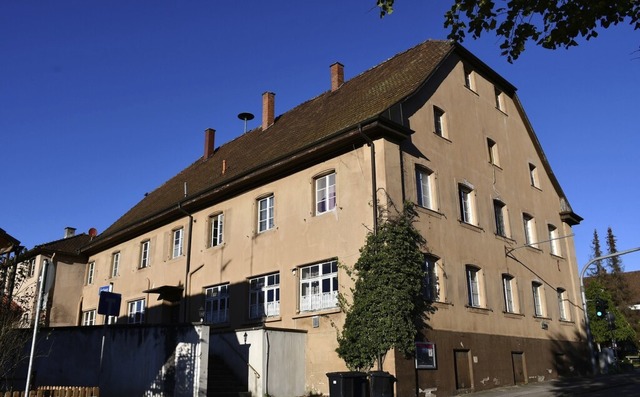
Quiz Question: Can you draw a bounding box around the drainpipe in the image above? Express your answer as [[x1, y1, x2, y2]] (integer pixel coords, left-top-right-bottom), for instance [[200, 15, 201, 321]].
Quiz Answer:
[[178, 200, 194, 323], [357, 124, 378, 233]]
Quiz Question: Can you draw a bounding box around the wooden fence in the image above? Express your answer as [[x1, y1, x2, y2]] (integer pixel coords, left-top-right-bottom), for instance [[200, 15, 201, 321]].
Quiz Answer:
[[1, 387, 99, 397]]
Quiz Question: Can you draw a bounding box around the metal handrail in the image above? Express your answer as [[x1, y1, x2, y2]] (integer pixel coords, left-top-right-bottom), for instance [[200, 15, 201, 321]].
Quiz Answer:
[[219, 333, 261, 379]]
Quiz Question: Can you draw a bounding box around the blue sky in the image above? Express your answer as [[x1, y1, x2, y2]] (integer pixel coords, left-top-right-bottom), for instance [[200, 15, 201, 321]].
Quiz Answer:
[[1, 1, 639, 271]]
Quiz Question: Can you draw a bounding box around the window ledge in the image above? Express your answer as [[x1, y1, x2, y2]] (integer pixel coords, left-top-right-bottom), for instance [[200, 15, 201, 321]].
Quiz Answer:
[[533, 315, 552, 321], [432, 301, 453, 309], [525, 245, 542, 253], [465, 306, 492, 314], [433, 133, 452, 143], [559, 319, 575, 326], [464, 86, 479, 96], [550, 253, 565, 260], [495, 234, 515, 243], [503, 311, 525, 319], [293, 307, 340, 319], [530, 185, 542, 192], [416, 206, 444, 219], [489, 163, 503, 171], [459, 221, 483, 233], [495, 107, 508, 116]]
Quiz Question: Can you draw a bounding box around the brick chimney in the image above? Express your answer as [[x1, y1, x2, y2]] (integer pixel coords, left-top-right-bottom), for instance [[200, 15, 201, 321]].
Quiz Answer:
[[331, 62, 344, 92], [204, 128, 215, 159], [64, 227, 76, 238], [262, 92, 275, 130]]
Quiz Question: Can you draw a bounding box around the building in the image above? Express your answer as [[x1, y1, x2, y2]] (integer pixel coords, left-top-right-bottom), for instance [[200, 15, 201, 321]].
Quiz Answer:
[[77, 40, 585, 395], [16, 227, 93, 327]]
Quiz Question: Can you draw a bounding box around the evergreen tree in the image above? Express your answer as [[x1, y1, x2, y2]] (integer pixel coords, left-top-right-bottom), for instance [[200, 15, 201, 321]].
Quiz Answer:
[[336, 201, 434, 371], [586, 280, 636, 350], [604, 227, 631, 307], [588, 229, 605, 277]]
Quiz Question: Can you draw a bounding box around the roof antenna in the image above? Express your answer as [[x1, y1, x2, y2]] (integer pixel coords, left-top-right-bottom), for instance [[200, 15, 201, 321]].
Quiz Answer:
[[238, 112, 255, 133]]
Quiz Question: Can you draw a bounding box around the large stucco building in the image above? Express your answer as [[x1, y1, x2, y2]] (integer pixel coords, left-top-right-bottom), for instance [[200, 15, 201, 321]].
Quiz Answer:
[[59, 40, 587, 395]]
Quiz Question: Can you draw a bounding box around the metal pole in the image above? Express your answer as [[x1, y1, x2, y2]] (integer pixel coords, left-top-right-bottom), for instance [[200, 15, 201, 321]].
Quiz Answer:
[[579, 246, 640, 375], [25, 259, 49, 395]]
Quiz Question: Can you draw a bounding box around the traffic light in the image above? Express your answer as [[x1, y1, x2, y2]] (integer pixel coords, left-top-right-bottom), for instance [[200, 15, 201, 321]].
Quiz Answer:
[[595, 298, 608, 318]]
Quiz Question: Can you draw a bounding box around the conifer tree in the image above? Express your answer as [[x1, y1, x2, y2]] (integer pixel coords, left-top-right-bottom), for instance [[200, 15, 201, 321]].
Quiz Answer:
[[336, 201, 434, 371], [586, 279, 636, 348], [588, 229, 605, 277]]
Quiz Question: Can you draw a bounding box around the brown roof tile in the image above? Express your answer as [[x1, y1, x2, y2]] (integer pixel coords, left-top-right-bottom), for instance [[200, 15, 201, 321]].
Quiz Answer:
[[86, 40, 456, 250]]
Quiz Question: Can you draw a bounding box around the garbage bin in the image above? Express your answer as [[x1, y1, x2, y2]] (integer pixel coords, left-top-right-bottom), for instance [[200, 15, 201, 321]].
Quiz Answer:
[[369, 371, 395, 397], [327, 371, 369, 397]]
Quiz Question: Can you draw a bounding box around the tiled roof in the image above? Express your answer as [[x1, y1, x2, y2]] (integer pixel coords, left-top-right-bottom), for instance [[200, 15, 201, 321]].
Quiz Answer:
[[29, 233, 93, 258], [622, 270, 640, 304], [88, 40, 456, 249]]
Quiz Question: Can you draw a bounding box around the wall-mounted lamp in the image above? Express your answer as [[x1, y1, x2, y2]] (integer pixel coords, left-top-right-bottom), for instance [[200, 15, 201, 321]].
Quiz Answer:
[[291, 268, 297, 276], [198, 306, 205, 324], [244, 332, 248, 344], [541, 321, 549, 330]]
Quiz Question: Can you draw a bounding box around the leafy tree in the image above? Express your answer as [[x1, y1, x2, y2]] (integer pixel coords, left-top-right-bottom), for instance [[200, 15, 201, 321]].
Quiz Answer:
[[588, 229, 605, 277], [376, 0, 640, 62], [336, 201, 434, 371], [586, 279, 636, 349]]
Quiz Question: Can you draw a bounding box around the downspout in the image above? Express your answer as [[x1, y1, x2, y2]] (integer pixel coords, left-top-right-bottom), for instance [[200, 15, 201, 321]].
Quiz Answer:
[[178, 198, 194, 323], [357, 124, 378, 233]]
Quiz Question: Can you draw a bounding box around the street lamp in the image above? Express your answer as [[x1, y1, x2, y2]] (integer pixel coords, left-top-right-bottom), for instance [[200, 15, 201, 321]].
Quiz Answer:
[[579, 246, 640, 374]]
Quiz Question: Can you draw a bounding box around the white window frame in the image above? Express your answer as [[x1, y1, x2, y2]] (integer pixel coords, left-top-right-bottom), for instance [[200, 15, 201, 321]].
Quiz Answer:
[[487, 138, 499, 166], [529, 163, 539, 188], [27, 258, 36, 278], [523, 214, 538, 248], [172, 228, 184, 258], [459, 184, 475, 225], [111, 252, 120, 278], [249, 273, 280, 319], [205, 284, 229, 324], [464, 66, 474, 91], [466, 266, 481, 308], [416, 168, 436, 210], [315, 173, 337, 215], [494, 87, 504, 111], [548, 224, 561, 256], [257, 195, 275, 233], [128, 299, 145, 324], [82, 310, 96, 326], [502, 275, 516, 313], [433, 106, 447, 138], [557, 288, 569, 321], [300, 260, 338, 312], [532, 282, 545, 317], [424, 255, 440, 302], [87, 262, 95, 285], [210, 213, 224, 247], [140, 240, 150, 268]]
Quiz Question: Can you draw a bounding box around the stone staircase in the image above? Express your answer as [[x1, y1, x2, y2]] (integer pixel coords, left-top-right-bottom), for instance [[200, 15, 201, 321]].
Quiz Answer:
[[208, 354, 251, 397]]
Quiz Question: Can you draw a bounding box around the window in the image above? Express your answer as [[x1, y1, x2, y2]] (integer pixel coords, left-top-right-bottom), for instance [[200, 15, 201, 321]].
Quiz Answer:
[[300, 260, 338, 312], [140, 240, 150, 268], [423, 255, 440, 302], [466, 266, 481, 308], [557, 288, 569, 321], [548, 224, 561, 256], [494, 87, 504, 111], [532, 282, 545, 317], [107, 315, 118, 325], [529, 163, 539, 188], [249, 273, 280, 318], [493, 200, 508, 237], [128, 299, 145, 324], [205, 284, 229, 323], [502, 275, 516, 313], [25, 258, 36, 278], [523, 214, 537, 248], [86, 262, 95, 285], [458, 184, 475, 225], [257, 195, 275, 233], [82, 310, 96, 326], [210, 213, 224, 247], [487, 138, 499, 166], [433, 106, 447, 138], [416, 168, 436, 210], [111, 252, 120, 278], [464, 66, 474, 91], [315, 173, 337, 215], [172, 228, 184, 258]]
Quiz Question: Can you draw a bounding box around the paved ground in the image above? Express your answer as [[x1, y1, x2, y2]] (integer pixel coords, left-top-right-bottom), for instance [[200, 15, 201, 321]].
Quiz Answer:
[[467, 369, 640, 396]]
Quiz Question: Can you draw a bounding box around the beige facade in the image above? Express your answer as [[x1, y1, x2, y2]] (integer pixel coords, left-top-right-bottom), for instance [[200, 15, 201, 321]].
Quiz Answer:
[[79, 40, 585, 395]]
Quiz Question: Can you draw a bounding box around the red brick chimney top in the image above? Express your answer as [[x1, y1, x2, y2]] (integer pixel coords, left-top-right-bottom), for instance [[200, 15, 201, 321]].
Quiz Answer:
[[331, 62, 344, 92], [262, 92, 275, 130]]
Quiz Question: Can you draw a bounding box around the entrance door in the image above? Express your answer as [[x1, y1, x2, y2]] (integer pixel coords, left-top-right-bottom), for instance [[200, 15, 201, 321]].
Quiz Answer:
[[454, 350, 472, 390], [512, 352, 526, 384]]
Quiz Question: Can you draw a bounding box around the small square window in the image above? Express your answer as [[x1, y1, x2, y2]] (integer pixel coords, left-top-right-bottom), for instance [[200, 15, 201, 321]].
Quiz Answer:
[[523, 214, 537, 248], [487, 138, 499, 166], [82, 310, 96, 326], [494, 88, 504, 111], [464, 66, 474, 91], [529, 163, 539, 188], [128, 299, 145, 324]]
